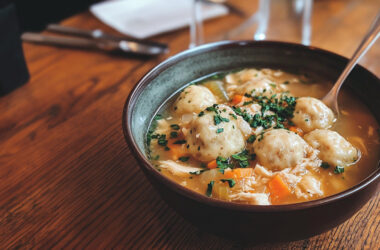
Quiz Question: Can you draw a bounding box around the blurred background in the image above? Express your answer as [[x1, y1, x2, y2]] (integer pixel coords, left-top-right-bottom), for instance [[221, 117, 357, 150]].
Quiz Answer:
[[0, 0, 379, 95]]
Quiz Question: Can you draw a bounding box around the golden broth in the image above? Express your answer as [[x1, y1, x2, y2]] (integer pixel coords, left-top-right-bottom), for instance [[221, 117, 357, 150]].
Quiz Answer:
[[147, 68, 380, 205]]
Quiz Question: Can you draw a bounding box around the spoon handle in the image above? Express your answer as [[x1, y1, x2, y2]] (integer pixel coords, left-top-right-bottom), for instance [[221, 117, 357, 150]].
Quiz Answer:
[[323, 12, 380, 112]]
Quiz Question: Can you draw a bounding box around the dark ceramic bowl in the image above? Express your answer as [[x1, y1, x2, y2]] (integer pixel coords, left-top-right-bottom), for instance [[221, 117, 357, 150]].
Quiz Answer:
[[122, 41, 380, 242]]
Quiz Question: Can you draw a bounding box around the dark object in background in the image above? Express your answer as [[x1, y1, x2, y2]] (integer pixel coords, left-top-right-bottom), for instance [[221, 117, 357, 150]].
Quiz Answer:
[[14, 0, 100, 32], [0, 2, 29, 96]]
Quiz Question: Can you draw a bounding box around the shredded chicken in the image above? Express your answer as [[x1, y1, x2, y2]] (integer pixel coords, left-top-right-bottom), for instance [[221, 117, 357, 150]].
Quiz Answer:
[[229, 192, 270, 205], [159, 160, 203, 177]]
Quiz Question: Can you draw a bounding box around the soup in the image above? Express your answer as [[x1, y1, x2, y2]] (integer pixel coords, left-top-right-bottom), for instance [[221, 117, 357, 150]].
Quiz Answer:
[[146, 68, 380, 205]]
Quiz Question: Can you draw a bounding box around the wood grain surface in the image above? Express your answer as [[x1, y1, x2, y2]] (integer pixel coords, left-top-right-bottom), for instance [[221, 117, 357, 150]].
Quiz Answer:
[[1, 0, 379, 248]]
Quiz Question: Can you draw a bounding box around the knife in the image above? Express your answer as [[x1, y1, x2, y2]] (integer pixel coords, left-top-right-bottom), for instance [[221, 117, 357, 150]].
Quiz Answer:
[[21, 32, 168, 56]]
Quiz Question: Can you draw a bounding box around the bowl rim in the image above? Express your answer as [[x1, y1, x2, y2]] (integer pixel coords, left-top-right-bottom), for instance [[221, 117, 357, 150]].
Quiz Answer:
[[122, 40, 380, 212]]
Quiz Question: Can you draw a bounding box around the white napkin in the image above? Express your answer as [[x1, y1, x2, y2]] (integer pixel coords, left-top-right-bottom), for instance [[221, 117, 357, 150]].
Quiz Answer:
[[90, 0, 228, 39]]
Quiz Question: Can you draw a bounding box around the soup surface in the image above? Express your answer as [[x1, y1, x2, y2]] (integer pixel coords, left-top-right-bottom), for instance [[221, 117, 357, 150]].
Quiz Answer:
[[147, 68, 380, 205]]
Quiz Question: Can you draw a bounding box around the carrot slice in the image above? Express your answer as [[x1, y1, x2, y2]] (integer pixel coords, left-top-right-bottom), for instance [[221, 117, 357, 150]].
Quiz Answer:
[[207, 160, 218, 169], [267, 175, 291, 202], [224, 168, 253, 179], [289, 126, 304, 137], [231, 95, 244, 105]]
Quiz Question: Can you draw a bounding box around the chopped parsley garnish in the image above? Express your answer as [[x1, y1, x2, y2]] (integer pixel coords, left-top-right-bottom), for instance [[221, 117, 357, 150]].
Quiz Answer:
[[214, 115, 222, 125], [170, 124, 180, 130], [231, 150, 249, 168], [190, 169, 208, 175], [173, 139, 187, 144], [269, 83, 277, 88], [216, 128, 224, 134], [157, 134, 168, 146], [164, 146, 170, 151], [170, 131, 178, 138], [221, 178, 236, 188], [206, 104, 218, 113], [146, 114, 163, 146], [216, 156, 232, 173], [206, 181, 215, 197], [305, 119, 309, 122], [334, 166, 344, 174], [179, 156, 190, 162], [153, 155, 160, 160], [198, 111, 205, 117], [247, 135, 256, 143], [243, 101, 253, 106], [250, 153, 256, 161], [320, 162, 330, 169], [214, 115, 229, 125], [229, 113, 237, 119], [210, 72, 226, 80], [154, 114, 163, 120], [283, 81, 289, 84]]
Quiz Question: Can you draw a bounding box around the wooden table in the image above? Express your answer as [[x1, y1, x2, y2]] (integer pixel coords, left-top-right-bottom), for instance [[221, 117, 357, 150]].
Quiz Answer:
[[1, 0, 379, 248]]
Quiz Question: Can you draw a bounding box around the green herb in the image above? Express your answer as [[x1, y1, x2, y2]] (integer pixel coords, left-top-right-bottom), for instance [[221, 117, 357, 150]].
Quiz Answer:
[[247, 135, 256, 143], [243, 101, 253, 106], [221, 178, 236, 188], [206, 104, 218, 113], [216, 156, 232, 173], [206, 181, 215, 197], [170, 124, 180, 130], [146, 114, 163, 146], [164, 146, 170, 151], [170, 131, 178, 138], [157, 134, 168, 146], [231, 150, 249, 168], [214, 115, 222, 125], [179, 156, 190, 162], [200, 163, 207, 168], [269, 83, 277, 88], [214, 115, 229, 125], [198, 111, 205, 117], [216, 128, 224, 134], [250, 153, 256, 161], [334, 166, 344, 174], [320, 162, 330, 169], [229, 113, 237, 119], [305, 119, 309, 122], [153, 155, 160, 160], [154, 114, 163, 120], [190, 169, 208, 175], [173, 140, 186, 144], [210, 72, 226, 80], [283, 81, 289, 85]]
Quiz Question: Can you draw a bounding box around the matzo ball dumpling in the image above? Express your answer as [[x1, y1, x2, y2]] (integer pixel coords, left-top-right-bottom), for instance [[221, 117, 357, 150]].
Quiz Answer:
[[253, 129, 312, 170], [292, 97, 335, 133], [304, 129, 359, 167], [185, 105, 245, 162], [235, 78, 285, 97], [174, 85, 216, 115]]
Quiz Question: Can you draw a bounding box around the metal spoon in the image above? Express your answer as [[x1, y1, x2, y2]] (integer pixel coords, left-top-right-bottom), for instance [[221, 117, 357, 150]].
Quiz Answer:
[[322, 12, 380, 115]]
